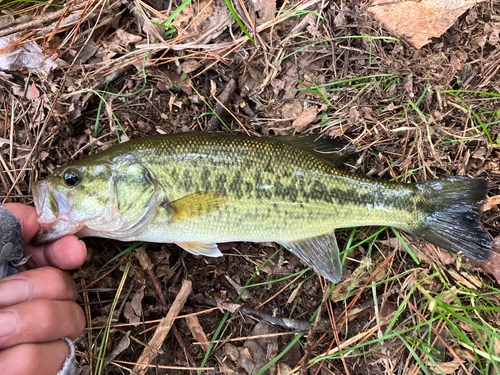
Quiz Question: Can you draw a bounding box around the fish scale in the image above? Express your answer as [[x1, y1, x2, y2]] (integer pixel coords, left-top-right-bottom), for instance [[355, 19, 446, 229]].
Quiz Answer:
[[33, 132, 492, 282], [132, 133, 416, 242]]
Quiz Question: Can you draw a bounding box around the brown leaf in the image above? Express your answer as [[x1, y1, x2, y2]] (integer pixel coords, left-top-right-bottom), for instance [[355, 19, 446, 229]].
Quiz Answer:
[[224, 343, 240, 362], [124, 302, 140, 325], [334, 12, 346, 27], [484, 195, 500, 211], [185, 315, 210, 352], [292, 106, 318, 133], [253, 0, 276, 22], [428, 360, 461, 374], [26, 83, 39, 100], [367, 0, 483, 49], [131, 286, 145, 317], [469, 251, 500, 284], [103, 331, 131, 367], [281, 102, 302, 119]]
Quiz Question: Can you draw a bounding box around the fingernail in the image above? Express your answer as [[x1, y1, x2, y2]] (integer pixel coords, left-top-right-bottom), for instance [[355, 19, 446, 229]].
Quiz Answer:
[[0, 279, 30, 307], [79, 240, 87, 256], [0, 312, 17, 338]]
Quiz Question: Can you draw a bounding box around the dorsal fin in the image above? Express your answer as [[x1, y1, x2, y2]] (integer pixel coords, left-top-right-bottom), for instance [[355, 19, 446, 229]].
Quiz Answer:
[[280, 135, 356, 167]]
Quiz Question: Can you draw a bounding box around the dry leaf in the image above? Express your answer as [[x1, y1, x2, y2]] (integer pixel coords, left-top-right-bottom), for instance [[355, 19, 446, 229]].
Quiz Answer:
[[131, 286, 145, 317], [26, 83, 39, 100], [334, 12, 346, 27], [0, 33, 62, 73], [367, 0, 484, 49], [237, 323, 277, 375], [192, 0, 214, 31], [224, 343, 240, 362], [484, 195, 500, 211], [286, 283, 302, 306], [428, 360, 461, 374], [253, 0, 276, 21], [281, 102, 302, 119], [103, 331, 131, 367], [292, 106, 319, 133], [124, 302, 140, 325], [185, 315, 210, 352], [113, 29, 143, 47]]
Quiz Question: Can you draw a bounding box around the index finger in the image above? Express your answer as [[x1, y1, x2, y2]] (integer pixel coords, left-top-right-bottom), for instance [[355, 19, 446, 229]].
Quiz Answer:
[[3, 203, 39, 243]]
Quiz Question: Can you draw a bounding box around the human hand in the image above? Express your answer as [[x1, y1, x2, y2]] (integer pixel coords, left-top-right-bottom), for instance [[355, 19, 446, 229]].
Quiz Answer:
[[0, 203, 87, 375]]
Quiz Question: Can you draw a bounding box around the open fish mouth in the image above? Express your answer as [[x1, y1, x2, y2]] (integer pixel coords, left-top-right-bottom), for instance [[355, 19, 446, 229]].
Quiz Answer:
[[32, 181, 82, 244]]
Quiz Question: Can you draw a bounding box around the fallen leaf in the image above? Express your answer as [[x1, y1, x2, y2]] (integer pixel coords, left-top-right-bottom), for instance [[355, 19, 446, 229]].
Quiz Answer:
[[292, 106, 319, 133], [334, 12, 346, 27], [367, 0, 484, 49], [124, 302, 140, 325], [131, 285, 145, 317], [281, 101, 302, 119], [26, 83, 39, 100], [286, 283, 302, 306], [220, 361, 236, 375], [253, 0, 276, 21], [236, 323, 278, 375], [104, 331, 131, 367], [113, 29, 143, 48], [484, 195, 500, 211], [185, 315, 210, 352], [428, 360, 461, 374], [224, 343, 240, 362], [0, 33, 63, 73]]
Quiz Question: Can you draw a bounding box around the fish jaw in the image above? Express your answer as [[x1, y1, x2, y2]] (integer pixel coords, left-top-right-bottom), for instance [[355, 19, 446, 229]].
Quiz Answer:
[[34, 219, 84, 244], [32, 180, 83, 244]]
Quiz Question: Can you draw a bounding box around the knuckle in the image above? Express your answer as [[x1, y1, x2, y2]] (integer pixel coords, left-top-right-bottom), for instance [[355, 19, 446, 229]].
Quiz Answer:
[[73, 303, 86, 336], [43, 267, 74, 298]]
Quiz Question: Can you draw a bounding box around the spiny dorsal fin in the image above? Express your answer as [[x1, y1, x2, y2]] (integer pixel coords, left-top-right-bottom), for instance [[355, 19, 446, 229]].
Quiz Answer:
[[164, 192, 228, 224], [280, 135, 356, 167]]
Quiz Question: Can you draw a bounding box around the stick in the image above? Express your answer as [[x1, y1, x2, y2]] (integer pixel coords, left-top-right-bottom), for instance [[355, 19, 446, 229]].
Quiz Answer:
[[132, 279, 192, 375]]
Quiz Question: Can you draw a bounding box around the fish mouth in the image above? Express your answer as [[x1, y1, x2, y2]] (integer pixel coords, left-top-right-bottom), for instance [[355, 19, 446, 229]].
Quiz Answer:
[[32, 181, 82, 244]]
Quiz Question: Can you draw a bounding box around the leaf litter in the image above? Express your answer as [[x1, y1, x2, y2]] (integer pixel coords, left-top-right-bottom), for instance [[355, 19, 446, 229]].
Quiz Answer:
[[1, 0, 500, 374]]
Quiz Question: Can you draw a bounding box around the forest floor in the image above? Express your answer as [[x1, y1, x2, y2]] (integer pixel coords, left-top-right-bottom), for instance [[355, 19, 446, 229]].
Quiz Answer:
[[1, 0, 500, 374]]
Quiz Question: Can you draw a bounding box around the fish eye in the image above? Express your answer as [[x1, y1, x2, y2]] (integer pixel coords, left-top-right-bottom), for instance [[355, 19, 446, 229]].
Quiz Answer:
[[62, 167, 82, 187]]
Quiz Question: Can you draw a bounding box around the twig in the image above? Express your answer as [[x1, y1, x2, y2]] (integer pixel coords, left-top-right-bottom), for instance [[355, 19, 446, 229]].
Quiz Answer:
[[300, 286, 328, 375], [135, 246, 198, 367], [132, 279, 192, 375], [0, 0, 89, 38], [194, 294, 330, 332], [208, 78, 237, 131], [135, 246, 168, 312]]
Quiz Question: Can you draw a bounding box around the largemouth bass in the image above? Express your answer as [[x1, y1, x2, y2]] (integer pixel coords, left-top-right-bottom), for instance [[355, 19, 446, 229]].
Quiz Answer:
[[32, 132, 492, 282]]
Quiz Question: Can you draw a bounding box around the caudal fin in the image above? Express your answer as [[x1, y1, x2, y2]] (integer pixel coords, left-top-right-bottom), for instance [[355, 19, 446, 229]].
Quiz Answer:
[[408, 177, 492, 261]]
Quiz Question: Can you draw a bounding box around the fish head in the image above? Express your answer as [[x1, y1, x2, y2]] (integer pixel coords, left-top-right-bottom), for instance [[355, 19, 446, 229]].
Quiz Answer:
[[33, 155, 159, 244]]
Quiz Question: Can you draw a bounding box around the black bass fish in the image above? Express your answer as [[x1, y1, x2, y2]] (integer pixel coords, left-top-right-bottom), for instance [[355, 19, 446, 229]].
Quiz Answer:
[[32, 132, 492, 282]]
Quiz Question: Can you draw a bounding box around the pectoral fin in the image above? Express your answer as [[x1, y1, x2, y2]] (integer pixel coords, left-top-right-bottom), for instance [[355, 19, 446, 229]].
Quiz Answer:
[[165, 192, 228, 224], [176, 241, 223, 257], [278, 232, 343, 283]]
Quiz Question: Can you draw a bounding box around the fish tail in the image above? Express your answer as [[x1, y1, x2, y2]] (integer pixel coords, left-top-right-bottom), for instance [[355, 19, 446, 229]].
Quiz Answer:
[[408, 177, 492, 261]]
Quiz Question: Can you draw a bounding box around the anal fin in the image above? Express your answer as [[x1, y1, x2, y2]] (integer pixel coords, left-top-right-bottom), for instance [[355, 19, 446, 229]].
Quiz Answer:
[[278, 232, 342, 283], [176, 241, 223, 257]]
